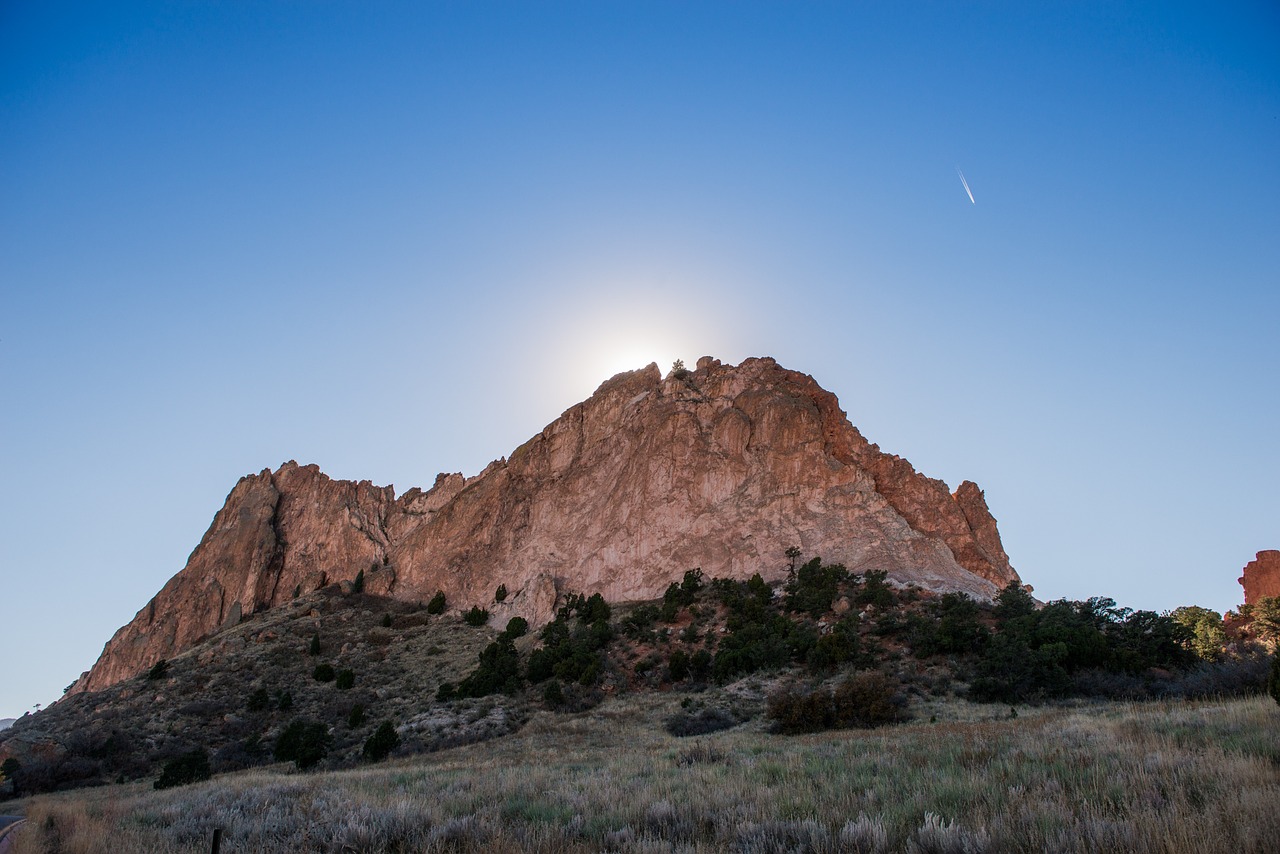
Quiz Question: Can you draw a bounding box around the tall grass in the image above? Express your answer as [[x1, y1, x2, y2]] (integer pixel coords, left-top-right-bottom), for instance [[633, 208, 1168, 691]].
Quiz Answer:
[[10, 696, 1279, 853]]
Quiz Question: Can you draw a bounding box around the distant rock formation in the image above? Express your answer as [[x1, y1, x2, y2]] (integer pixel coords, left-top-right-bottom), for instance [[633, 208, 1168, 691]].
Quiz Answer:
[[72, 356, 1020, 695], [0, 718, 13, 732], [1238, 550, 1280, 605]]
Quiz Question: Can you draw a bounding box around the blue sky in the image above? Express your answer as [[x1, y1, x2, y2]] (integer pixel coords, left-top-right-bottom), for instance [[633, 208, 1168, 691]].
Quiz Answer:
[[2, 1, 1276, 718]]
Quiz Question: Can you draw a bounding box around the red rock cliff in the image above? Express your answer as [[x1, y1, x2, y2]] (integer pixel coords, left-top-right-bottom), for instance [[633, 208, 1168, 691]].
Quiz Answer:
[[1239, 550, 1280, 605], [72, 356, 1020, 694]]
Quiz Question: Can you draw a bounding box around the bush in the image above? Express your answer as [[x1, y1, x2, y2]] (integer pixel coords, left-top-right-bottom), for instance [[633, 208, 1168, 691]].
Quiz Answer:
[[436, 682, 456, 702], [335, 669, 355, 690], [274, 720, 332, 770], [352, 568, 365, 594], [1269, 654, 1280, 706], [464, 606, 490, 627], [768, 672, 906, 734], [495, 584, 508, 602], [665, 707, 741, 737], [277, 690, 293, 711], [786, 557, 849, 617], [309, 633, 321, 655], [381, 613, 393, 628], [246, 687, 271, 712], [146, 659, 169, 681], [347, 704, 366, 728], [455, 638, 522, 698], [668, 649, 690, 682], [154, 749, 211, 790], [500, 616, 528, 641], [426, 591, 447, 614], [543, 679, 565, 708], [313, 663, 336, 683], [362, 721, 401, 762]]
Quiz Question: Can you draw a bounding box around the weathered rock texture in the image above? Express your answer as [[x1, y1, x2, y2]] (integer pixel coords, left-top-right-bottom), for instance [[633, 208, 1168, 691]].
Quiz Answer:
[[1238, 550, 1280, 605], [73, 356, 1019, 694]]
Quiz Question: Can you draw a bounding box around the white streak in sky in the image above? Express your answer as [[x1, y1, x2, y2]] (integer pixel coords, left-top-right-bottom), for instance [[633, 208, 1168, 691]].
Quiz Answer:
[[956, 167, 975, 204]]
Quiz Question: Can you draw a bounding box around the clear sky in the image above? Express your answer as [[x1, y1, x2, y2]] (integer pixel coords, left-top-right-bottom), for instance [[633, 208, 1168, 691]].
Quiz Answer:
[[2, 2, 1276, 718]]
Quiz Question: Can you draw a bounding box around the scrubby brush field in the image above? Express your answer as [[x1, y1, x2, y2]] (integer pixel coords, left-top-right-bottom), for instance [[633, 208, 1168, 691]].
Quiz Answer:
[[9, 694, 1279, 853]]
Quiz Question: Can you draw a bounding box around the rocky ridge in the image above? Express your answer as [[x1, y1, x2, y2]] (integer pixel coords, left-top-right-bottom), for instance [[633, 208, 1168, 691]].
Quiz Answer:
[[73, 356, 1019, 695], [1238, 550, 1280, 606]]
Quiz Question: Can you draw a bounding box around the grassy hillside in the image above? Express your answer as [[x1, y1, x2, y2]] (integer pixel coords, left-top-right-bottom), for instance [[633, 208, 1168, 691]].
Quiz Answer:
[[7, 694, 1279, 852]]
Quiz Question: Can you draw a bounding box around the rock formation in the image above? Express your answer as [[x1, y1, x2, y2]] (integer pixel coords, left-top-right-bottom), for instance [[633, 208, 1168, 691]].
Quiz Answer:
[[72, 356, 1020, 695], [1238, 550, 1280, 605]]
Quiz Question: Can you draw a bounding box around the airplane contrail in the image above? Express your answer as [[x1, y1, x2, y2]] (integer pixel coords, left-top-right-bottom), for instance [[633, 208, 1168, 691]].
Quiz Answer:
[[956, 167, 975, 204]]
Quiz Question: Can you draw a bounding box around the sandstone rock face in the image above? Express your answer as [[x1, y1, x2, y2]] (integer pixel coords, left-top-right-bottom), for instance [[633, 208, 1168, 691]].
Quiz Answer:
[[1238, 550, 1280, 605], [72, 356, 1019, 695]]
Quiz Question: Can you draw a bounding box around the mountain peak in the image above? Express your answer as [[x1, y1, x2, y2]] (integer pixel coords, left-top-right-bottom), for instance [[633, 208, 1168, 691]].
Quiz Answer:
[[71, 356, 1019, 695]]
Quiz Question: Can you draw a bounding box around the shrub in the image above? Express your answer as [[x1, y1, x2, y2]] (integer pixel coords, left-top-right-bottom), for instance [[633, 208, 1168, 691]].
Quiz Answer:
[[786, 557, 849, 617], [381, 613, 393, 628], [246, 687, 271, 712], [362, 721, 401, 762], [690, 649, 713, 681], [313, 663, 336, 682], [455, 639, 522, 698], [153, 749, 211, 790], [2, 758, 22, 797], [347, 704, 366, 728], [277, 690, 293, 711], [1269, 654, 1280, 707], [495, 584, 508, 602], [426, 591, 447, 614], [464, 606, 490, 627], [352, 568, 365, 594], [853, 569, 896, 609], [335, 669, 355, 690], [668, 649, 690, 682], [274, 720, 332, 770], [436, 682, 456, 702], [543, 679, 565, 708], [621, 604, 660, 641], [309, 633, 321, 656], [768, 672, 906, 733], [146, 659, 169, 681], [500, 616, 528, 641], [665, 706, 741, 737]]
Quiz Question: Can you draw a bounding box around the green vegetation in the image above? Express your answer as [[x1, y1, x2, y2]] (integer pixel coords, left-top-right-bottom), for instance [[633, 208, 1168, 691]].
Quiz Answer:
[[273, 720, 332, 770], [464, 606, 490, 627], [16, 697, 1279, 853], [767, 672, 907, 733], [347, 704, 366, 728], [494, 583, 508, 603], [246, 687, 271, 712], [312, 663, 336, 683], [362, 721, 401, 762], [146, 659, 169, 681], [335, 669, 355, 690], [308, 633, 321, 655], [153, 749, 211, 790], [352, 568, 365, 594], [525, 593, 613, 688], [426, 591, 447, 614]]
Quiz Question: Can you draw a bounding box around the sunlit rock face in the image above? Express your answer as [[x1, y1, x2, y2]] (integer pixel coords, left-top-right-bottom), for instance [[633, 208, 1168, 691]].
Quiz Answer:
[[72, 356, 1020, 695], [1239, 550, 1280, 605]]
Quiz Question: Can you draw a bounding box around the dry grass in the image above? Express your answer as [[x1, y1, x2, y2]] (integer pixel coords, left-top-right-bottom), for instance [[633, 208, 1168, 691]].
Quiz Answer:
[[9, 695, 1278, 853]]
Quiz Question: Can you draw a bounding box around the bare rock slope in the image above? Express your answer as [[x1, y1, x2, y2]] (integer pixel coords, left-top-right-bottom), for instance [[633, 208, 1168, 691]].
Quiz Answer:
[[74, 356, 1019, 694], [1239, 550, 1280, 606]]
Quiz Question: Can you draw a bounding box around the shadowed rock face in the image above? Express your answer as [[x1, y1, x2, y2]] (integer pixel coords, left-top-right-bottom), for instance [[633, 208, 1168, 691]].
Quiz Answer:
[[1239, 550, 1280, 605], [72, 356, 1020, 695]]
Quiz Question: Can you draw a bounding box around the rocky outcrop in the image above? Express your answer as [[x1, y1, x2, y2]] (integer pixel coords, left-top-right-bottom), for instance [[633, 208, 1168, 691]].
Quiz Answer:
[[1238, 550, 1280, 605], [72, 356, 1020, 695]]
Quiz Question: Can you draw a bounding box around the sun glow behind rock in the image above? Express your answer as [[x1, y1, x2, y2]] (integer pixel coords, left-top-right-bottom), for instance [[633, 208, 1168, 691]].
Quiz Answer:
[[536, 271, 757, 405]]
